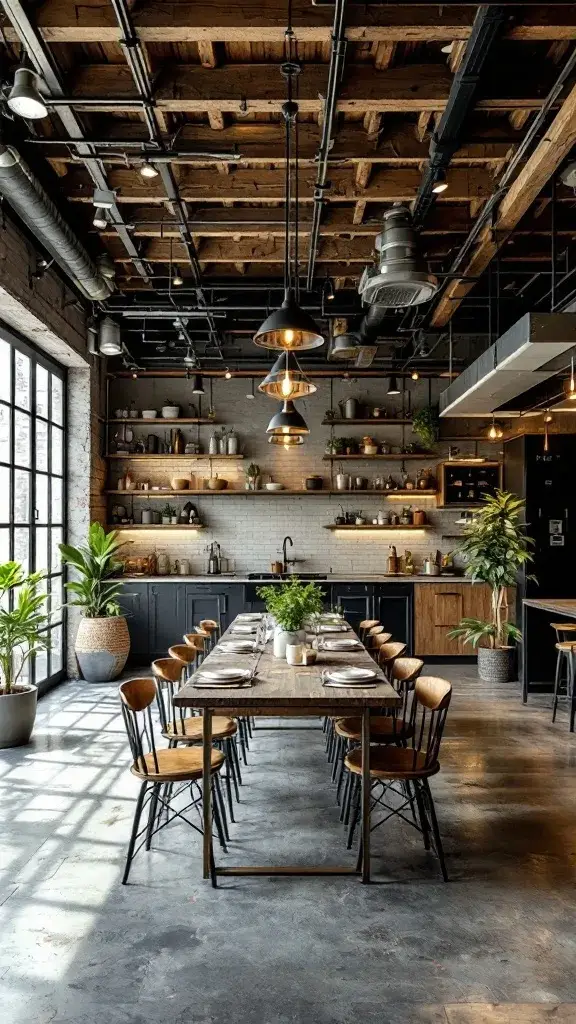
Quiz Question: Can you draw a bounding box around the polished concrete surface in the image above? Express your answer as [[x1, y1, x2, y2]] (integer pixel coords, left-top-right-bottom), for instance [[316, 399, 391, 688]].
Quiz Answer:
[[0, 664, 575, 1024]]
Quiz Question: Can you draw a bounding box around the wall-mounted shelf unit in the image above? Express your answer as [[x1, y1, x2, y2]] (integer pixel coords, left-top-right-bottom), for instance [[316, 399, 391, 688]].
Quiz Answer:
[[110, 523, 206, 531], [106, 453, 245, 460], [105, 488, 438, 498], [323, 453, 432, 461], [322, 418, 413, 426], [107, 418, 215, 425], [325, 524, 433, 531]]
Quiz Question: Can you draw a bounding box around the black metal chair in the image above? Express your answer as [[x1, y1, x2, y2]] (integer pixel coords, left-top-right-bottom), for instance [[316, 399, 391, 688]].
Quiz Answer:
[[119, 676, 227, 886], [344, 676, 453, 882]]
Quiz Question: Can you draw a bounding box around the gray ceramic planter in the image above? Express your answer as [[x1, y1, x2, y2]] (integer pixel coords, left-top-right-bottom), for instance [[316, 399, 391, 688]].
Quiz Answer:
[[0, 684, 38, 748], [477, 646, 512, 684]]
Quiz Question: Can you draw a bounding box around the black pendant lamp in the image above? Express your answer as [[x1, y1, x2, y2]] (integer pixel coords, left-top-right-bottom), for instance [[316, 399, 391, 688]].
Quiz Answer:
[[268, 433, 304, 448], [253, 40, 323, 352], [259, 351, 317, 400], [266, 399, 309, 439], [191, 373, 205, 395]]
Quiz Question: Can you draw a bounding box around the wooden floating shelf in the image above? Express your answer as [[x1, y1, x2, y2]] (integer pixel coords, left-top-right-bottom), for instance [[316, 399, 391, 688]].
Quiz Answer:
[[107, 418, 216, 425], [323, 453, 432, 461], [325, 524, 433, 531], [105, 488, 438, 497], [106, 453, 245, 460], [322, 418, 413, 426], [110, 523, 205, 531]]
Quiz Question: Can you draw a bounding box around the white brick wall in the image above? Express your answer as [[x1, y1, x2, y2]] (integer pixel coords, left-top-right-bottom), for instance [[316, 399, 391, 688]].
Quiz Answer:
[[108, 375, 501, 574]]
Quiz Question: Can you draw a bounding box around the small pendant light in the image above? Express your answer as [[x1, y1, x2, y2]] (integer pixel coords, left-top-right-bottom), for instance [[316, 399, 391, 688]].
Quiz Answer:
[[266, 399, 309, 439], [564, 356, 576, 401], [259, 351, 317, 400], [191, 373, 205, 395], [487, 416, 503, 441], [8, 68, 48, 120], [387, 375, 401, 396]]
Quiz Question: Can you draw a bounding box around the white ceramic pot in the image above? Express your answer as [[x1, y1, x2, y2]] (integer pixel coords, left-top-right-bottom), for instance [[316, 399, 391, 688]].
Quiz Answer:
[[162, 405, 180, 419], [0, 684, 38, 748], [273, 626, 306, 660], [161, 516, 170, 525]]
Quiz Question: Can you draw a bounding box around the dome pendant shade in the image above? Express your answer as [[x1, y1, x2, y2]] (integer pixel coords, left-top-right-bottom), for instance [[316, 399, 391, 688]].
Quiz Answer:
[[8, 68, 48, 120], [254, 291, 324, 351], [259, 351, 317, 400], [266, 399, 309, 437], [268, 434, 304, 447]]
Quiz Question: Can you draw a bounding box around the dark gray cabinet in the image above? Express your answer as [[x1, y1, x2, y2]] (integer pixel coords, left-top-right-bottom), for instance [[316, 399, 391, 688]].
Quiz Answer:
[[149, 583, 187, 658], [373, 584, 413, 651], [119, 583, 150, 661], [330, 583, 373, 632], [185, 584, 244, 634]]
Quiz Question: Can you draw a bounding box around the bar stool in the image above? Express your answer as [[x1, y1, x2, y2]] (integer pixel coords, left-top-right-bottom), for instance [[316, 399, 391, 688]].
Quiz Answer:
[[184, 631, 208, 664], [199, 619, 220, 652], [168, 643, 199, 681], [378, 640, 408, 680], [368, 630, 393, 661], [194, 626, 212, 660], [552, 641, 576, 731], [359, 620, 380, 644]]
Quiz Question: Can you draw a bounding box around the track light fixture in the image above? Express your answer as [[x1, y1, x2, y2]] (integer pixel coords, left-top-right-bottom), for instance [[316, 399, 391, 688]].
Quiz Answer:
[[431, 169, 448, 194], [171, 266, 183, 287], [7, 68, 47, 120], [387, 375, 401, 396], [97, 316, 122, 356], [258, 351, 317, 401], [191, 373, 205, 395], [93, 211, 108, 230]]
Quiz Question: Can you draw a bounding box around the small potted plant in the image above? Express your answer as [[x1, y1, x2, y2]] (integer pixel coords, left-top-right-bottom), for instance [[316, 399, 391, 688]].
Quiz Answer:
[[60, 523, 130, 683], [160, 502, 176, 525], [447, 490, 534, 683], [258, 576, 325, 659], [0, 563, 50, 748], [245, 463, 261, 490], [412, 405, 439, 451], [162, 399, 180, 419], [325, 437, 345, 456]]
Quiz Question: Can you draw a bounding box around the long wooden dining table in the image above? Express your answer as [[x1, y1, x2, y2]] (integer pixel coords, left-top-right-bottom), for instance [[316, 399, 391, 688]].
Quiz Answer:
[[174, 618, 401, 884]]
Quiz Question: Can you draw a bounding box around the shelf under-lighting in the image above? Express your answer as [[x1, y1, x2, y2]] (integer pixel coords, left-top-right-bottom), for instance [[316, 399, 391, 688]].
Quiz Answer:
[[324, 524, 432, 532], [110, 524, 205, 531]]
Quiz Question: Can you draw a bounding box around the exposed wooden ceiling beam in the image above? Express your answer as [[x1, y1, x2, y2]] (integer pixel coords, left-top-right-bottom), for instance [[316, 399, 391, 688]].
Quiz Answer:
[[132, 238, 377, 264], [66, 165, 497, 204], [7, 3, 576, 44], [430, 80, 576, 327], [67, 63, 551, 115]]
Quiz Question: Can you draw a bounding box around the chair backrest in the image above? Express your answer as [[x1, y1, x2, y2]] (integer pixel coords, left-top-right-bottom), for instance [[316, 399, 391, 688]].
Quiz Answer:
[[371, 631, 393, 649], [152, 657, 184, 683], [359, 619, 380, 631], [168, 643, 198, 666], [407, 676, 452, 771], [195, 626, 210, 638], [199, 618, 219, 632], [184, 632, 205, 651], [152, 658, 189, 737], [119, 677, 160, 775], [368, 624, 384, 636], [378, 641, 407, 673], [390, 656, 424, 722]]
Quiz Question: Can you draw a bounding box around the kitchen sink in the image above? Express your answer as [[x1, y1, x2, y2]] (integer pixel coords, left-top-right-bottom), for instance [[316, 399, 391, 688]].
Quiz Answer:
[[246, 572, 328, 581]]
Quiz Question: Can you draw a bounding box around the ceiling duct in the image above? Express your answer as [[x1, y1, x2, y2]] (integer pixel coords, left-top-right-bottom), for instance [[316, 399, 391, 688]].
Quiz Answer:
[[0, 145, 113, 301], [439, 313, 576, 417], [358, 205, 438, 311]]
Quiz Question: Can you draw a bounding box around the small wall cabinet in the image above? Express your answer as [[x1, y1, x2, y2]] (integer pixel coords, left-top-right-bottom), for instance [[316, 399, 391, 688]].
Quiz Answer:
[[437, 460, 501, 507]]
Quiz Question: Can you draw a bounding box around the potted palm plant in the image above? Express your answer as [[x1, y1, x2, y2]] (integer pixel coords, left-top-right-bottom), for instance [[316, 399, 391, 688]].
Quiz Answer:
[[447, 490, 534, 683], [258, 576, 325, 659], [60, 523, 130, 682], [0, 562, 50, 748]]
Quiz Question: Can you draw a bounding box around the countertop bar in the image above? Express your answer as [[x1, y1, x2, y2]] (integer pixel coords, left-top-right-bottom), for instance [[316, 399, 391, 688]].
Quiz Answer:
[[523, 598, 576, 616], [118, 574, 467, 584]]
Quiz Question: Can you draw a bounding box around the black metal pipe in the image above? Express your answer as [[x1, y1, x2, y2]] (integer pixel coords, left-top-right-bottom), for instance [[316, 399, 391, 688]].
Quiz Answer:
[[305, 0, 347, 290]]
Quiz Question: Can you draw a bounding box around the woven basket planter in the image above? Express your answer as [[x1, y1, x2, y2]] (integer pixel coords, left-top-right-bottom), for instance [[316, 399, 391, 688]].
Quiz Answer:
[[477, 646, 512, 684], [75, 615, 130, 682]]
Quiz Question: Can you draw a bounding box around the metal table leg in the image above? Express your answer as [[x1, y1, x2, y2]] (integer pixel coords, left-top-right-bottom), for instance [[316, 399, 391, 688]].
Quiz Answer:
[[361, 707, 371, 884], [202, 708, 213, 880]]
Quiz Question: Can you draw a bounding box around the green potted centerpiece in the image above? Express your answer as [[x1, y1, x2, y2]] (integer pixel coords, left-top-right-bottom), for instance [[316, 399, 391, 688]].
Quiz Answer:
[[0, 562, 50, 748], [448, 490, 534, 683], [258, 576, 324, 659], [60, 523, 130, 683]]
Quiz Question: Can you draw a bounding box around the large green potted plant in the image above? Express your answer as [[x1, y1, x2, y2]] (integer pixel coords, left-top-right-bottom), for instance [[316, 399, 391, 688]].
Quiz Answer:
[[0, 562, 50, 748], [60, 523, 130, 682], [258, 576, 325, 659], [447, 490, 534, 683]]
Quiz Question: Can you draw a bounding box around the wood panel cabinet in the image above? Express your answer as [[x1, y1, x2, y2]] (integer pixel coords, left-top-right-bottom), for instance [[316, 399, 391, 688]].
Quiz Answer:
[[414, 582, 515, 656]]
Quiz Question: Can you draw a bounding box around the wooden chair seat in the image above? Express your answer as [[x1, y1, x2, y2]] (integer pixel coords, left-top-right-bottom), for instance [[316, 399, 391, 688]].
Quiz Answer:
[[335, 715, 414, 743], [551, 622, 576, 632], [130, 746, 225, 783], [164, 715, 237, 742], [555, 641, 576, 651], [344, 745, 439, 781]]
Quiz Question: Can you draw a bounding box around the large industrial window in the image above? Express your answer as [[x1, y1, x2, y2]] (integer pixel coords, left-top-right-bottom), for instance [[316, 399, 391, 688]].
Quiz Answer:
[[0, 329, 66, 695]]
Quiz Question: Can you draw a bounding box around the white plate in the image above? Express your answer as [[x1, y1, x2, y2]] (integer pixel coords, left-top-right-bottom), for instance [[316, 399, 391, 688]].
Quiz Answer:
[[322, 639, 363, 650], [236, 613, 263, 621], [231, 624, 257, 634], [320, 624, 350, 633], [327, 666, 376, 683], [197, 666, 251, 683], [219, 640, 255, 652]]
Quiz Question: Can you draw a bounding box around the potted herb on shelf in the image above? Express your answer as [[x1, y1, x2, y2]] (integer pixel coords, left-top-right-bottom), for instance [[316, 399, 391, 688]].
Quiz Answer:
[[325, 437, 345, 456], [60, 523, 130, 683], [412, 405, 440, 451], [258, 576, 324, 659], [447, 490, 534, 683], [245, 463, 261, 490], [0, 563, 50, 748], [161, 503, 177, 525]]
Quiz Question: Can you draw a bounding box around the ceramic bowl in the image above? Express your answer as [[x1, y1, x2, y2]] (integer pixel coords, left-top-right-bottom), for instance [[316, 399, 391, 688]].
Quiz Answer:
[[207, 477, 228, 490], [141, 410, 157, 419], [266, 482, 284, 491], [171, 477, 189, 490]]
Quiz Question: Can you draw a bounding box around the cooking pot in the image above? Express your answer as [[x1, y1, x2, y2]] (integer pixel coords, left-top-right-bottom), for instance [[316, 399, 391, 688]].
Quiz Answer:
[[305, 475, 323, 491]]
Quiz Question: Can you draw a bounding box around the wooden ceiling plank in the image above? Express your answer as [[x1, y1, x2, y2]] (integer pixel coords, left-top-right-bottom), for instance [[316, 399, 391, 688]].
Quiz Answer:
[[198, 40, 218, 68], [371, 41, 396, 70], [355, 160, 372, 189], [353, 200, 367, 225], [430, 79, 576, 326], [415, 112, 432, 143], [448, 40, 467, 74], [208, 110, 226, 130]]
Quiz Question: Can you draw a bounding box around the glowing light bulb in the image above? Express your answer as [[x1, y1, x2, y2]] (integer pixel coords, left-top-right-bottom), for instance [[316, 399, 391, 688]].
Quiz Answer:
[[282, 425, 290, 434], [224, 368, 232, 379], [284, 329, 294, 345], [411, 370, 419, 381], [281, 372, 292, 397], [488, 424, 498, 440]]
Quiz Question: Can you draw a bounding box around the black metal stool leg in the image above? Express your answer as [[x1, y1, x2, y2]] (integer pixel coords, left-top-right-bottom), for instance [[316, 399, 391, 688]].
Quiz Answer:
[[145, 784, 159, 851], [552, 648, 563, 723], [122, 782, 148, 884], [423, 779, 448, 882]]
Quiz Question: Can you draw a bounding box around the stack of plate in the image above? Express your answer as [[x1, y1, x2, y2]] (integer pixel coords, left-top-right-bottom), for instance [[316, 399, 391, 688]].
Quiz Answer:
[[236, 613, 262, 622], [231, 623, 258, 634], [321, 637, 363, 652], [218, 639, 255, 654], [195, 666, 251, 687], [319, 623, 350, 634], [324, 666, 377, 687]]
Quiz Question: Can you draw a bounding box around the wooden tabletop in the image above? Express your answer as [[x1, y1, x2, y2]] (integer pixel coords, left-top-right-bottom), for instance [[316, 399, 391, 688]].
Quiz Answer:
[[174, 621, 401, 710], [524, 598, 576, 617]]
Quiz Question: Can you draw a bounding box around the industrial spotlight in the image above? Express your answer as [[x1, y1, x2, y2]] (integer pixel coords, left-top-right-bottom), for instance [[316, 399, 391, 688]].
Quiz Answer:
[[191, 373, 205, 395], [387, 375, 401, 396], [431, 169, 448, 194], [7, 68, 47, 120], [172, 266, 184, 287], [98, 317, 122, 356], [139, 161, 159, 179]]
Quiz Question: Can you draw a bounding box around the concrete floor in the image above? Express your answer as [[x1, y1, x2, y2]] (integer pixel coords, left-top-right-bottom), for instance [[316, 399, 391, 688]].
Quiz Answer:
[[0, 664, 575, 1024]]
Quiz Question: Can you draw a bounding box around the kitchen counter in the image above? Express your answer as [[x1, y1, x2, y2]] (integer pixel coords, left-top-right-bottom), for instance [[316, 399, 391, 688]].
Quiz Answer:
[[119, 573, 466, 583], [521, 598, 576, 701]]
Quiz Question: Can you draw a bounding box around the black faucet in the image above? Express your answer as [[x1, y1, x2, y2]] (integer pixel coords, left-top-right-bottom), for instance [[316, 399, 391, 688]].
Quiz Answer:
[[282, 535, 294, 574]]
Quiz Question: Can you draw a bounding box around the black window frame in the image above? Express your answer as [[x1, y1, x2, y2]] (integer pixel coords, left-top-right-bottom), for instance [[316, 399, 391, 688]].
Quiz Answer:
[[0, 322, 67, 697]]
